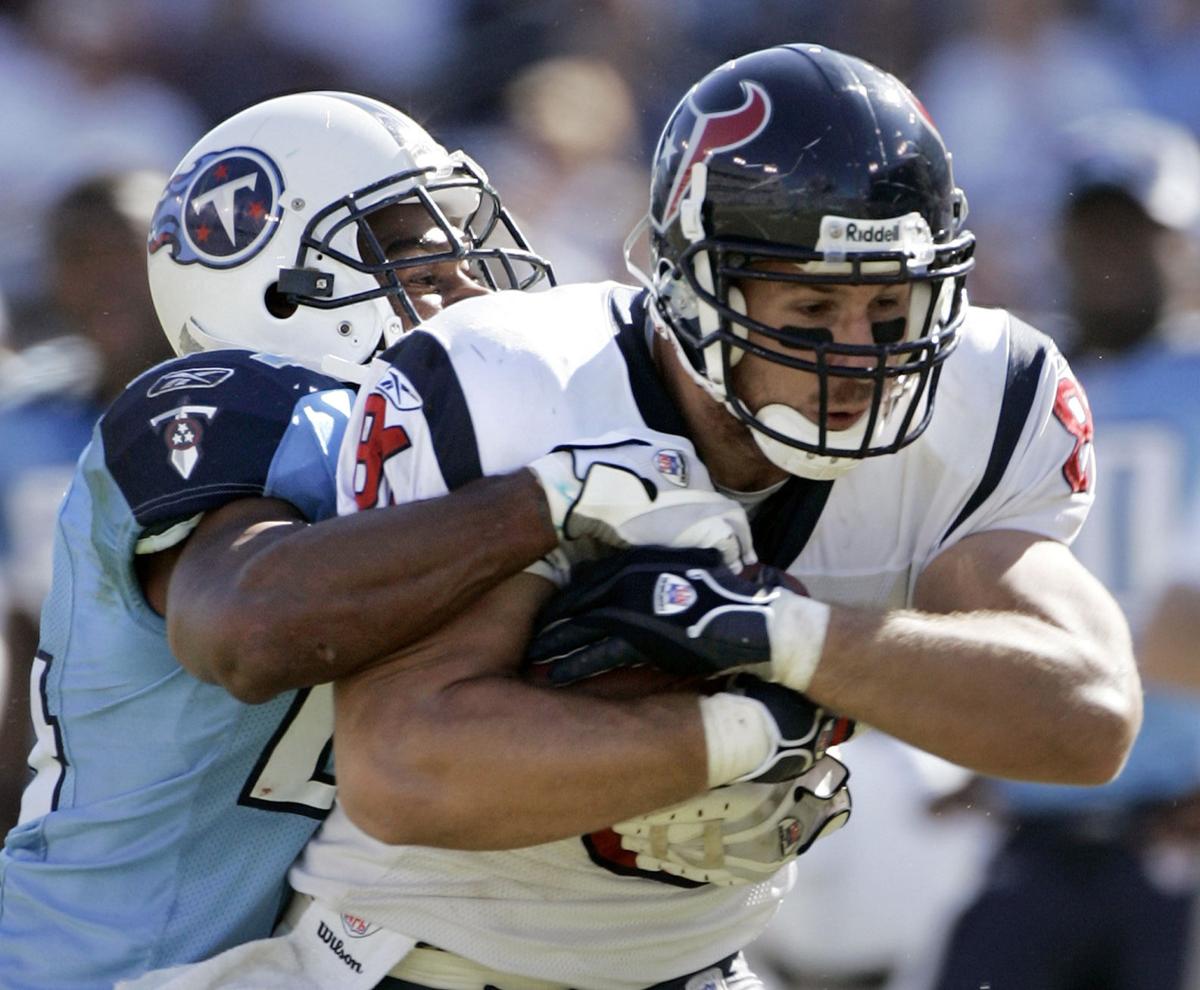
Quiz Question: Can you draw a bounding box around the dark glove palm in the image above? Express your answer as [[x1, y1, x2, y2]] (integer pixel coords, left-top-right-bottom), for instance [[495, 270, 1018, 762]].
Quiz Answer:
[[526, 547, 788, 685]]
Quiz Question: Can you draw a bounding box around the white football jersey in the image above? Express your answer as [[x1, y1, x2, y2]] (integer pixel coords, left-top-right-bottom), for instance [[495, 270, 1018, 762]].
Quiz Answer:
[[296, 281, 1093, 988]]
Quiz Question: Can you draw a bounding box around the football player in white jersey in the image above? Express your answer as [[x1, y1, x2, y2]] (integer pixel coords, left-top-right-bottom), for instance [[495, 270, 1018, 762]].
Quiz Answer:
[[129, 45, 1141, 990]]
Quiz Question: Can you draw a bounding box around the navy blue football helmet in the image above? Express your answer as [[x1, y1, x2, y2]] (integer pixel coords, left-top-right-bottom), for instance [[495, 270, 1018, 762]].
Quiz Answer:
[[637, 44, 974, 479]]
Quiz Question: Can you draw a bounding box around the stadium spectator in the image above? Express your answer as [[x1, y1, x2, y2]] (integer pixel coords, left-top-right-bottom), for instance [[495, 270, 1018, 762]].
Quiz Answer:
[[915, 0, 1143, 315], [0, 2, 201, 301]]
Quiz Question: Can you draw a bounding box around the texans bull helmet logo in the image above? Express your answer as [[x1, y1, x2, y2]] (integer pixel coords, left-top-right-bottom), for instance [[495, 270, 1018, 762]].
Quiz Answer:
[[148, 147, 284, 269], [656, 80, 771, 229]]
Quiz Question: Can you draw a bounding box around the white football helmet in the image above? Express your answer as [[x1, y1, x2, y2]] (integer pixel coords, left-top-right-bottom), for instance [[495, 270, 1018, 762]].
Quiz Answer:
[[147, 91, 551, 371]]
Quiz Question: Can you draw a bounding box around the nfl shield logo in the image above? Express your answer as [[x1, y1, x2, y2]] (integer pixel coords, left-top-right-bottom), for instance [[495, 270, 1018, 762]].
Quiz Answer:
[[778, 816, 804, 857], [653, 448, 689, 487], [654, 573, 698, 616], [340, 912, 380, 939]]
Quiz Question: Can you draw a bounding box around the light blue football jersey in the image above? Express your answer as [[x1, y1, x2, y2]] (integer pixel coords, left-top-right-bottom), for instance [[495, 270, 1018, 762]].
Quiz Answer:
[[997, 338, 1200, 814], [0, 350, 351, 989]]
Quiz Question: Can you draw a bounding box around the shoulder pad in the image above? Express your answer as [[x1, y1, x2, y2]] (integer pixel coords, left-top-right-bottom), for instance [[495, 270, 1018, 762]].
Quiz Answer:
[[101, 350, 343, 528]]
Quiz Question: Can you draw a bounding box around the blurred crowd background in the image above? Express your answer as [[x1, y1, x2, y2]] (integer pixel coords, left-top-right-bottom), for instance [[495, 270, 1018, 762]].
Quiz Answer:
[[3, 1, 1200, 987]]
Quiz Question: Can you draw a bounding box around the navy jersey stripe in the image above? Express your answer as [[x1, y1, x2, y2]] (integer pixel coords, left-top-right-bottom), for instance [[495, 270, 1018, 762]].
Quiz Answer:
[[943, 320, 1048, 543], [610, 289, 690, 438], [752, 478, 836, 569], [388, 330, 483, 490]]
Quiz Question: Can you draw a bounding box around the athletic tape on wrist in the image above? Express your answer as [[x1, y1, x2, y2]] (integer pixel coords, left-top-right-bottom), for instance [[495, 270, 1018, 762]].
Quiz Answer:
[[699, 693, 776, 788], [769, 593, 831, 692]]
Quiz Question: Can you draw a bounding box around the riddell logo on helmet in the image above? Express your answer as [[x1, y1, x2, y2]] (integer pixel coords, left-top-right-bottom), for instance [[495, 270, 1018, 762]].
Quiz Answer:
[[832, 220, 901, 243]]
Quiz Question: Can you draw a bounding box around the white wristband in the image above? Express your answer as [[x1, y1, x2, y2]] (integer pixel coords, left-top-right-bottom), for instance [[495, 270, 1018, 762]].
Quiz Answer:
[[522, 549, 572, 589], [768, 592, 831, 692], [698, 693, 775, 788]]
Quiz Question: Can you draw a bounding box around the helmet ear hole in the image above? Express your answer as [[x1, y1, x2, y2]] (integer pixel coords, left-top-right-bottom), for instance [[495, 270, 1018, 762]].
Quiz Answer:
[[264, 282, 298, 319]]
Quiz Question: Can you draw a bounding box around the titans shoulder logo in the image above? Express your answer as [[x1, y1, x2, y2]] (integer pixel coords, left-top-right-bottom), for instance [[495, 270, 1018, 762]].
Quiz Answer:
[[148, 147, 284, 269]]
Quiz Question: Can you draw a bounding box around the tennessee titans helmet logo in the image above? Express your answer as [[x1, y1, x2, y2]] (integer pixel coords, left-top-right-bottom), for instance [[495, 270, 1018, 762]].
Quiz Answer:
[[148, 147, 284, 269]]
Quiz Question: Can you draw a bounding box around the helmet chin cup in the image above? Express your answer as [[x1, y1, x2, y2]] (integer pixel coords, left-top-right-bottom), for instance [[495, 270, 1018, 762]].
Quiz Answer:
[[752, 403, 869, 481]]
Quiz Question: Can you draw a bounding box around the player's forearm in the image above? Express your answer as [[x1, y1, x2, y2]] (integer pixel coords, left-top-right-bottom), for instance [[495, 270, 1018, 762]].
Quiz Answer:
[[339, 680, 708, 848], [211, 471, 555, 701], [807, 602, 1140, 783]]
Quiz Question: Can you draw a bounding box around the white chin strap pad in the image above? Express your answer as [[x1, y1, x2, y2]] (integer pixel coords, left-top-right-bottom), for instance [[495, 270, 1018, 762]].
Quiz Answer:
[[751, 404, 866, 481], [726, 285, 748, 368], [692, 258, 748, 389]]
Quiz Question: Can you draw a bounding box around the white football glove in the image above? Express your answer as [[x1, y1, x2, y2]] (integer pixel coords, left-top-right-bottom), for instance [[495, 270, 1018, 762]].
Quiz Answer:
[[526, 432, 755, 569], [611, 755, 851, 886]]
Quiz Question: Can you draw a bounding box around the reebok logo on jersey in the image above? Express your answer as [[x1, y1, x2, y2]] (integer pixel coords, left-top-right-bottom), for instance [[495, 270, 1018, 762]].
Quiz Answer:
[[654, 573, 697, 615], [341, 912, 380, 939], [317, 921, 364, 974], [149, 405, 217, 479], [146, 367, 235, 397], [653, 448, 689, 487], [376, 368, 423, 412]]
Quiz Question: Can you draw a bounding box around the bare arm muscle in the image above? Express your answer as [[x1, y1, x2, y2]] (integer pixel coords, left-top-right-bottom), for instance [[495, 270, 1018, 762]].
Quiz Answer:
[[335, 572, 708, 848], [807, 530, 1141, 783], [150, 470, 556, 702]]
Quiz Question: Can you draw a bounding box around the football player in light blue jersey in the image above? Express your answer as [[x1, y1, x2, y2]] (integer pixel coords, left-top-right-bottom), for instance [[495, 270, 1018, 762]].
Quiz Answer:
[[0, 89, 752, 990], [0, 91, 565, 989]]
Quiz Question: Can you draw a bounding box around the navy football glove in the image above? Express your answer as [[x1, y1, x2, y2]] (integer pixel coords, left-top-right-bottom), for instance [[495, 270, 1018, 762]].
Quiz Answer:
[[526, 546, 832, 692], [527, 547, 782, 684]]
